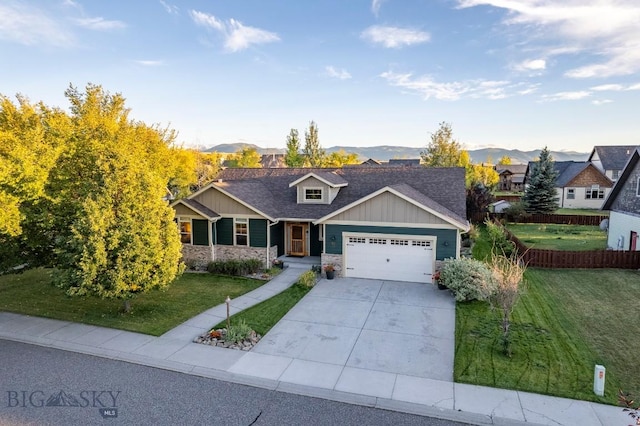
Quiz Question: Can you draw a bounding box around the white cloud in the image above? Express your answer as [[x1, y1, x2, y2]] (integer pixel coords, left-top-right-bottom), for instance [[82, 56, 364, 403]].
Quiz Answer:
[[371, 0, 386, 16], [379, 71, 534, 100], [74, 17, 126, 31], [592, 99, 613, 105], [159, 0, 179, 15], [541, 91, 591, 102], [514, 58, 546, 71], [325, 66, 352, 80], [456, 0, 640, 78], [189, 10, 279, 52], [590, 84, 624, 91], [135, 60, 163, 66], [361, 25, 430, 48], [0, 2, 73, 46]]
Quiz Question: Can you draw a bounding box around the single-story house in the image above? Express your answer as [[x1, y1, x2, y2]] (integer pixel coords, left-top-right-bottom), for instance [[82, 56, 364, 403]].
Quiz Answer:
[[588, 145, 639, 182], [490, 200, 511, 213], [602, 148, 640, 251], [525, 161, 613, 209], [171, 167, 470, 283]]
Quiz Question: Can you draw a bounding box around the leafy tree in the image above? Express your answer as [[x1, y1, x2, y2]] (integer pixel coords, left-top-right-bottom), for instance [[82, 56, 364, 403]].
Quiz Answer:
[[498, 155, 512, 165], [304, 121, 325, 167], [227, 147, 261, 168], [284, 129, 304, 167], [466, 183, 494, 217], [323, 149, 360, 167], [522, 147, 559, 214], [43, 84, 184, 311], [421, 122, 468, 167], [466, 163, 499, 188]]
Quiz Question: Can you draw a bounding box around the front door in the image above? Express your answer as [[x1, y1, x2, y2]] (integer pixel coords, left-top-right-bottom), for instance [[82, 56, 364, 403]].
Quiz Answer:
[[631, 231, 638, 251], [288, 223, 307, 256]]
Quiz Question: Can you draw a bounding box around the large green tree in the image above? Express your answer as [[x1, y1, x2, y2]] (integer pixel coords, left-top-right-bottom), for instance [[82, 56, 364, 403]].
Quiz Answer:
[[421, 122, 468, 167], [284, 128, 304, 167], [522, 146, 559, 214], [304, 121, 325, 167], [226, 147, 261, 168], [8, 84, 185, 311], [323, 149, 360, 167]]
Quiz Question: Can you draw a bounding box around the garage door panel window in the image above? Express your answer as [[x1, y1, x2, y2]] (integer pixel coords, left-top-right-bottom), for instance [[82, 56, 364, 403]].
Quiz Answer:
[[369, 238, 387, 245], [390, 239, 409, 246]]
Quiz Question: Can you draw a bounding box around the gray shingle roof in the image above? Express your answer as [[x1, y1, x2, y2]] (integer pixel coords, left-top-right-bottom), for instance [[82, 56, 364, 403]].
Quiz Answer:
[[388, 183, 467, 227], [526, 161, 608, 187], [180, 199, 220, 219], [602, 148, 640, 210], [207, 167, 467, 225], [496, 164, 527, 175], [591, 146, 639, 170]]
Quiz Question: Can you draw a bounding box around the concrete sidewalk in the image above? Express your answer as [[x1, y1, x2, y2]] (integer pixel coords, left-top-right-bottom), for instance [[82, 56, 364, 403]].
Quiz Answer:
[[0, 269, 628, 426]]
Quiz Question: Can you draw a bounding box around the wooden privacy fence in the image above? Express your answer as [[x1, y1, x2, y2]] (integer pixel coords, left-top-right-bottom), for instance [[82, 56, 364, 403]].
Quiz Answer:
[[501, 225, 640, 269], [470, 212, 609, 226]]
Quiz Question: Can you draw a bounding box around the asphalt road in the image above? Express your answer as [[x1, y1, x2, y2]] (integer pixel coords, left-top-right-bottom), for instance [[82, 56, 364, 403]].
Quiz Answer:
[[0, 340, 468, 426]]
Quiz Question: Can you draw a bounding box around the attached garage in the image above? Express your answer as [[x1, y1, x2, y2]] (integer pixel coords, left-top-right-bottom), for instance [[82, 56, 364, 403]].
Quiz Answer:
[[343, 233, 435, 283]]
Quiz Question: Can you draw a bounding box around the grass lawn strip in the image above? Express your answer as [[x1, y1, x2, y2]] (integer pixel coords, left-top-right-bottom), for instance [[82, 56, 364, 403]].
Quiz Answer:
[[0, 269, 264, 336], [213, 284, 312, 336], [455, 266, 640, 405], [506, 223, 607, 251]]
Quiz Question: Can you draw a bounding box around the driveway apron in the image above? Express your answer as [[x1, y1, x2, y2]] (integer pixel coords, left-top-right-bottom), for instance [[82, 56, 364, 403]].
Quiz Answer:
[[252, 277, 455, 382]]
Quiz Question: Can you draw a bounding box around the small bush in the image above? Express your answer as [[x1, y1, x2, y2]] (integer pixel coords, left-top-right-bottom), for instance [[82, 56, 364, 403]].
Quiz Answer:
[[484, 220, 515, 257], [503, 201, 529, 222], [207, 258, 263, 276], [297, 270, 317, 289], [225, 319, 253, 343], [440, 257, 495, 302]]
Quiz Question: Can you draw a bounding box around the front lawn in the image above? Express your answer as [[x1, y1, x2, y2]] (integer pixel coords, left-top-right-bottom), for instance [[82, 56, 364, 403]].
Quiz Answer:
[[506, 223, 607, 250], [455, 268, 640, 404], [0, 269, 264, 336]]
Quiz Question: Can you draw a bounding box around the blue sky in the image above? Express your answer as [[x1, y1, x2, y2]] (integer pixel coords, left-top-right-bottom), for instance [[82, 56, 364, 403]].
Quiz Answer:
[[1, 0, 639, 153]]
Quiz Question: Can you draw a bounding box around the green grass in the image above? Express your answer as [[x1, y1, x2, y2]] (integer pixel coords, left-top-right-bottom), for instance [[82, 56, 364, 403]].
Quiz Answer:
[[554, 208, 608, 216], [455, 268, 640, 404], [506, 223, 607, 250], [213, 284, 312, 336], [0, 268, 265, 336]]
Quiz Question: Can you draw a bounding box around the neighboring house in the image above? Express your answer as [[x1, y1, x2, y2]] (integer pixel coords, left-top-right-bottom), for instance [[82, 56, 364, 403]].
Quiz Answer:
[[602, 148, 640, 251], [260, 153, 286, 168], [525, 161, 613, 209], [387, 159, 421, 167], [495, 164, 527, 192], [171, 167, 470, 283], [588, 145, 639, 182]]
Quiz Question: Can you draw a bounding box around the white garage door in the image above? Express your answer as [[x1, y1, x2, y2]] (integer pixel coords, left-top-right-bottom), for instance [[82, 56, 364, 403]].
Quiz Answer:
[[343, 234, 434, 283]]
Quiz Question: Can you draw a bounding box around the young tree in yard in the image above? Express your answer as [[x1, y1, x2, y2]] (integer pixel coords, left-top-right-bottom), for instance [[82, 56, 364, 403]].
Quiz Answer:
[[234, 147, 262, 168], [523, 146, 559, 214], [498, 155, 512, 165], [466, 183, 494, 217], [284, 129, 304, 167], [421, 122, 468, 167], [485, 252, 526, 357], [304, 121, 325, 167]]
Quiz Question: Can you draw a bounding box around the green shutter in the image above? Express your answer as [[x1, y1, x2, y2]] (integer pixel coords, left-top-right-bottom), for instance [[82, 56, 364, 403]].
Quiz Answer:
[[192, 219, 209, 246], [270, 222, 284, 256], [249, 219, 267, 248], [216, 218, 233, 245]]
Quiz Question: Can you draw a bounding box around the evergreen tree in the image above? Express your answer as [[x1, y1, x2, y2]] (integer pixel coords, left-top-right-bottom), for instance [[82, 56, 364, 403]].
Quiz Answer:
[[284, 129, 304, 167], [522, 147, 559, 214], [304, 121, 325, 167]]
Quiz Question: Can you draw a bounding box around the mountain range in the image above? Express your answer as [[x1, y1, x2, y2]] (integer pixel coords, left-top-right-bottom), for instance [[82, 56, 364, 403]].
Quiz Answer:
[[204, 143, 588, 164]]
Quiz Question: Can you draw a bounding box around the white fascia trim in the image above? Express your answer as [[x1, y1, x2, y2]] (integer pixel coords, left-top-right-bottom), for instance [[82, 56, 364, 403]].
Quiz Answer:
[[190, 185, 275, 222], [288, 173, 348, 188], [321, 219, 459, 230], [313, 186, 469, 231], [170, 199, 216, 221]]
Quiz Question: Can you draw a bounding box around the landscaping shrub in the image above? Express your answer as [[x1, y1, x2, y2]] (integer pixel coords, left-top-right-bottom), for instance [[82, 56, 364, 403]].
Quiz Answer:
[[503, 201, 529, 223], [297, 270, 317, 289], [484, 219, 515, 256], [207, 259, 263, 276], [225, 319, 253, 343], [440, 257, 495, 302]]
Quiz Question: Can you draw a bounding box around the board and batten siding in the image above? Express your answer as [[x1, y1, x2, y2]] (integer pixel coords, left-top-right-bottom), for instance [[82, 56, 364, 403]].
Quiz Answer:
[[192, 188, 256, 216], [324, 224, 457, 260], [174, 204, 205, 218], [327, 191, 452, 225], [296, 176, 329, 204], [249, 219, 267, 248]]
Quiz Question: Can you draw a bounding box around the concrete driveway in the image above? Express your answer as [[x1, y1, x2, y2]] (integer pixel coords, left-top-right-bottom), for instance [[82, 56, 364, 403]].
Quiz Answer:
[[252, 277, 455, 382]]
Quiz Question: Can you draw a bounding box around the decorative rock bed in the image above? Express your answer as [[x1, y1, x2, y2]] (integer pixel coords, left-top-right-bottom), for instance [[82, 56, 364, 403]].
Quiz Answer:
[[194, 329, 262, 351]]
